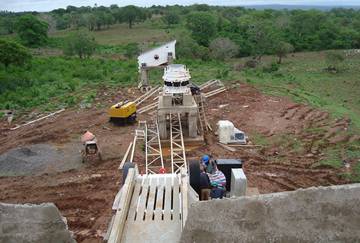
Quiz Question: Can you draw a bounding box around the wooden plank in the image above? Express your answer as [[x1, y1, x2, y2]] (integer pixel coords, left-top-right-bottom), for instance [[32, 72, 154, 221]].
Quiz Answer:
[[145, 175, 157, 221], [163, 176, 173, 221], [180, 173, 189, 229], [112, 187, 123, 210], [108, 169, 136, 243], [227, 144, 263, 148], [10, 108, 65, 130], [136, 175, 150, 221], [172, 175, 180, 221], [129, 135, 137, 163], [118, 142, 133, 170], [154, 176, 164, 221], [217, 142, 237, 152], [126, 177, 143, 221]]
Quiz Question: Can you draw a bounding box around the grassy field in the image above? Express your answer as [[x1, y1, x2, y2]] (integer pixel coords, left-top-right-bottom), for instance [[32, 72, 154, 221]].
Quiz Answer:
[[229, 51, 360, 129], [50, 22, 173, 45]]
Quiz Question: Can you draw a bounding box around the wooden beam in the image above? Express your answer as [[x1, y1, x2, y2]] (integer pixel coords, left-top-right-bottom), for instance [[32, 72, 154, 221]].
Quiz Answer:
[[108, 168, 136, 243], [10, 109, 65, 130], [217, 142, 237, 152], [118, 142, 133, 170]]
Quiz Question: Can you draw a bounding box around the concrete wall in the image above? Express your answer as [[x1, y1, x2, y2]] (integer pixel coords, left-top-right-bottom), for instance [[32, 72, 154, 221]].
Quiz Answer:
[[181, 184, 360, 243], [0, 202, 75, 243]]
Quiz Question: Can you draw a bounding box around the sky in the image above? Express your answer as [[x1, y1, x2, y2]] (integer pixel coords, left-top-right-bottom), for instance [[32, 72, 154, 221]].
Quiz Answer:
[[1, 0, 360, 12]]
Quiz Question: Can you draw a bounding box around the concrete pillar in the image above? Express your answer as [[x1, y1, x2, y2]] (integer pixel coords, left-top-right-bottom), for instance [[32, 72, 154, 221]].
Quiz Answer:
[[158, 113, 167, 139], [188, 111, 198, 138], [230, 169, 247, 197]]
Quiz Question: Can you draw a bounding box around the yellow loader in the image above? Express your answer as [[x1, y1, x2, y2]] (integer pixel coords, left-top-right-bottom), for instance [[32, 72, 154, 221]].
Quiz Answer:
[[108, 100, 136, 124]]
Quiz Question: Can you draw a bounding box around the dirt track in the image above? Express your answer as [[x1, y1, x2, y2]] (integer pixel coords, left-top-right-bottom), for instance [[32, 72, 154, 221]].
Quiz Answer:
[[0, 82, 356, 242]]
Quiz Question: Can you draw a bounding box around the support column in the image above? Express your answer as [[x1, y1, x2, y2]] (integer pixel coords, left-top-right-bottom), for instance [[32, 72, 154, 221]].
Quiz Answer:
[[188, 111, 198, 138], [158, 113, 167, 139]]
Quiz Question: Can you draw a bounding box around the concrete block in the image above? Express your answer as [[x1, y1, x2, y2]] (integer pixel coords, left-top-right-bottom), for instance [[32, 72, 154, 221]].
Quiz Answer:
[[230, 168, 247, 197], [0, 202, 75, 243], [181, 183, 360, 243]]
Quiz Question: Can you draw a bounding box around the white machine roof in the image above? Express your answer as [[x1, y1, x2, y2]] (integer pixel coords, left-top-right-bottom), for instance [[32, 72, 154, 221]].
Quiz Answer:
[[138, 40, 176, 71], [163, 64, 191, 83]]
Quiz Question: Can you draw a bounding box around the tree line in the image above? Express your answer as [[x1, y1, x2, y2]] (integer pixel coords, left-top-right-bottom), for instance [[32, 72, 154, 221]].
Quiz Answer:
[[1, 4, 360, 62]]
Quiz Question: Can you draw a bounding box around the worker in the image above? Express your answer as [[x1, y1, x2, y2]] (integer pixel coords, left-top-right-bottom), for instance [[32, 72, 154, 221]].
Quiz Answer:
[[199, 163, 211, 200], [207, 160, 226, 199], [201, 155, 213, 173]]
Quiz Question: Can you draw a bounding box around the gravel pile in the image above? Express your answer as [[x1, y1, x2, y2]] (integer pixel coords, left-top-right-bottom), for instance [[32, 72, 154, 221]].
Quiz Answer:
[[0, 143, 83, 177]]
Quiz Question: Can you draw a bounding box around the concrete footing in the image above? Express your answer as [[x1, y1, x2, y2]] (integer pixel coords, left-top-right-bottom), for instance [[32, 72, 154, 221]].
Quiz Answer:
[[181, 183, 360, 243], [0, 202, 75, 243]]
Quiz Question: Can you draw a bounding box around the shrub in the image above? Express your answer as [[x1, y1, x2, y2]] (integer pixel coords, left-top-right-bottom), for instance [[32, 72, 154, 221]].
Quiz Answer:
[[124, 43, 140, 58], [63, 30, 97, 59], [186, 12, 216, 46], [16, 14, 48, 47], [262, 62, 280, 73], [209, 37, 238, 60], [325, 51, 346, 73], [0, 39, 32, 68]]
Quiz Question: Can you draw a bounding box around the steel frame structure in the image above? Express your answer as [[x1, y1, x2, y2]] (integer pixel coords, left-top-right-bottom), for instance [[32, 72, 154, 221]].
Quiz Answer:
[[144, 120, 164, 174], [169, 113, 187, 174]]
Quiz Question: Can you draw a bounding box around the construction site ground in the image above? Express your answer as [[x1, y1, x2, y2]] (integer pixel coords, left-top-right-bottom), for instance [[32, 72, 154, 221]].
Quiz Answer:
[[0, 82, 356, 242]]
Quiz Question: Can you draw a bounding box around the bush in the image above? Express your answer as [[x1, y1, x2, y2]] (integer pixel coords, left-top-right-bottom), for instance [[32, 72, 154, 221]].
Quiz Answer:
[[186, 12, 217, 46], [124, 43, 140, 58], [262, 62, 280, 73], [176, 34, 210, 60], [0, 39, 32, 68], [16, 14, 48, 47], [325, 51, 346, 73], [209, 37, 238, 60], [63, 30, 97, 59]]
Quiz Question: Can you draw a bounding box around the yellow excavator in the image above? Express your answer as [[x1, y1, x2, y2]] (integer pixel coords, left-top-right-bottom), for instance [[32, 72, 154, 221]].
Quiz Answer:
[[108, 100, 136, 124]]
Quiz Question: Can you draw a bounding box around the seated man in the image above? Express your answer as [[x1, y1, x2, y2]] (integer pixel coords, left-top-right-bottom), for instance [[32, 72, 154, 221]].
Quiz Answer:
[[199, 164, 211, 200], [207, 161, 226, 199]]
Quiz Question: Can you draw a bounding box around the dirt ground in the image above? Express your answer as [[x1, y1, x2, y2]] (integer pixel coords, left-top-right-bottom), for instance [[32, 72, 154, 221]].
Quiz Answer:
[[0, 82, 356, 242]]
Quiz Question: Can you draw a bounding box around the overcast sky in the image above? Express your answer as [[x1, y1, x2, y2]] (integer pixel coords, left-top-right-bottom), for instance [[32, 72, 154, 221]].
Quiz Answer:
[[1, 0, 360, 12]]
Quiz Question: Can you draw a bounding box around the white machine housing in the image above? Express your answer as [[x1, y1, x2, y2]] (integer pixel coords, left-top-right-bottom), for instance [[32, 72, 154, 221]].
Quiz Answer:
[[217, 120, 247, 144], [138, 40, 176, 71]]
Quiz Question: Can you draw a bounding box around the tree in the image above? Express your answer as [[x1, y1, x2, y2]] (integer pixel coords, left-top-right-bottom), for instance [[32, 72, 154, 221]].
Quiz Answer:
[[63, 30, 97, 59], [162, 12, 180, 27], [0, 39, 32, 67], [16, 14, 48, 47], [248, 22, 277, 61], [121, 5, 144, 28], [325, 51, 345, 73], [209, 37, 238, 60], [274, 41, 294, 64], [186, 12, 217, 46]]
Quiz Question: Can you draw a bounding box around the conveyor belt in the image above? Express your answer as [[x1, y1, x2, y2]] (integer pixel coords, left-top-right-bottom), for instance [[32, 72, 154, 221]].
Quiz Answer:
[[121, 174, 182, 243]]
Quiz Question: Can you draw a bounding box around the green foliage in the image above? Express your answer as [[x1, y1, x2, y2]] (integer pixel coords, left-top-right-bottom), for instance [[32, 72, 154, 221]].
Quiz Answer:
[[16, 14, 48, 47], [120, 5, 146, 29], [0, 111, 4, 119], [325, 51, 346, 73], [123, 43, 140, 58], [209, 37, 238, 60], [274, 41, 294, 64], [186, 12, 217, 46], [0, 39, 32, 68], [63, 30, 97, 59], [162, 12, 180, 27], [262, 62, 280, 73], [0, 56, 138, 110], [176, 33, 210, 60]]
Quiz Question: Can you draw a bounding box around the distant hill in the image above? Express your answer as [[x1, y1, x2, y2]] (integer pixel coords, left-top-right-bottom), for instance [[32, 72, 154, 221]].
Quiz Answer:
[[243, 4, 360, 11]]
